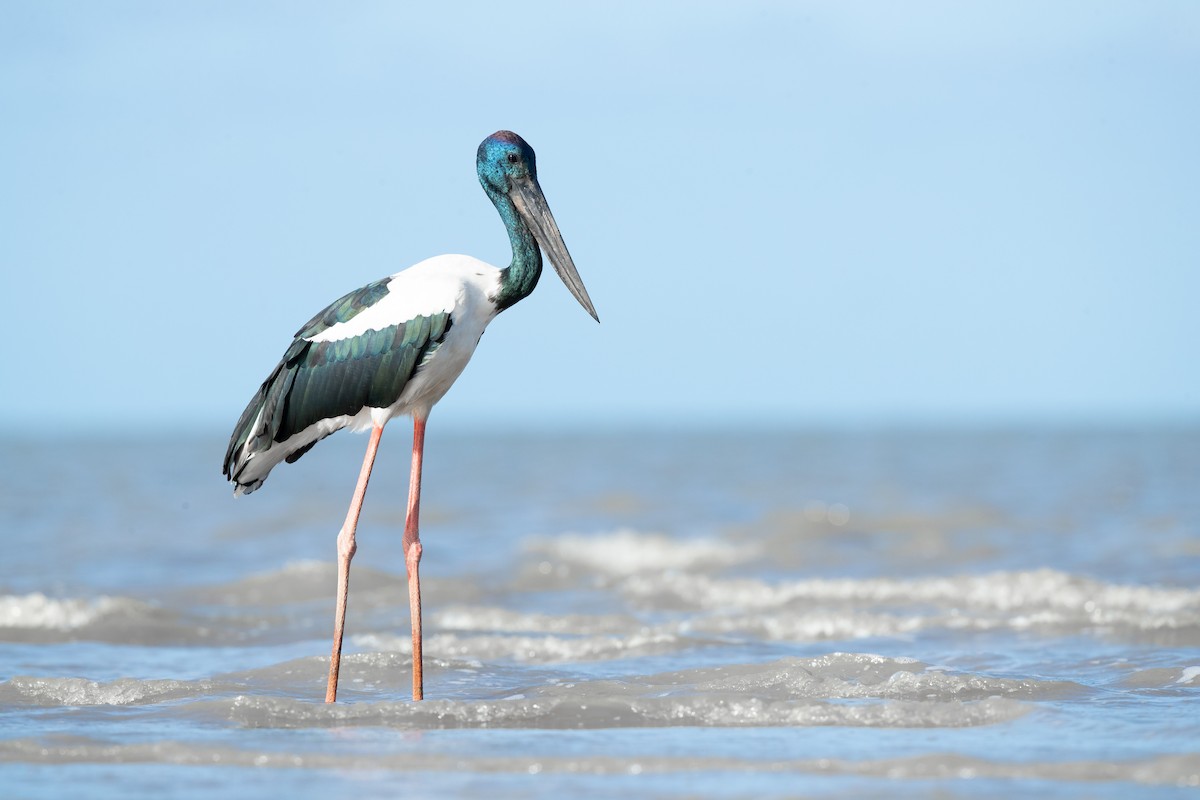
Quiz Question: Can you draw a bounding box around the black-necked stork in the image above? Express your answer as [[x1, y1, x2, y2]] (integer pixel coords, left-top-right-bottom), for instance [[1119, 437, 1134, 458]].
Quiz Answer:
[[222, 131, 598, 702]]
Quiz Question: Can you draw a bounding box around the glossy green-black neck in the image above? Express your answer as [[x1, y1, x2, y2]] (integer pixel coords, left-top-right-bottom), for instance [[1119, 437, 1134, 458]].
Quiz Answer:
[[492, 191, 542, 314], [477, 131, 548, 313]]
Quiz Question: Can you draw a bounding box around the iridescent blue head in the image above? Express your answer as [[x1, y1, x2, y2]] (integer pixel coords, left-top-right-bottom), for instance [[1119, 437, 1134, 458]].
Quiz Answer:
[[476, 130, 598, 322], [477, 130, 538, 195]]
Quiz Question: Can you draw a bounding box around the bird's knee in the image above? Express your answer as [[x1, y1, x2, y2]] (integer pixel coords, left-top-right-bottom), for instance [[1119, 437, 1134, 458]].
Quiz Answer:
[[337, 528, 357, 561], [405, 541, 422, 571]]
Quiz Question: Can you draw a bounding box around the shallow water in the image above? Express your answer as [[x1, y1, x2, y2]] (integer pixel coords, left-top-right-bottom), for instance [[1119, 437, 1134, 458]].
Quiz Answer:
[[1, 428, 1198, 798]]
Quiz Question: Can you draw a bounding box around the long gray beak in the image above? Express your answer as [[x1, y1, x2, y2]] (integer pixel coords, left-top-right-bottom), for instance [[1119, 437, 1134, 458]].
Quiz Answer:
[[510, 175, 599, 322]]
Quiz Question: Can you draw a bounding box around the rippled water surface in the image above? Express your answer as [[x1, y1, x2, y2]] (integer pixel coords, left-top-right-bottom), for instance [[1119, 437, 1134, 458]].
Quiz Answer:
[[2, 428, 1198, 798]]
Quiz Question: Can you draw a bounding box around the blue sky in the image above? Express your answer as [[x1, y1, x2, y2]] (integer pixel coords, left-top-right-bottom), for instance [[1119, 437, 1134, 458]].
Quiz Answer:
[[2, 1, 1197, 433]]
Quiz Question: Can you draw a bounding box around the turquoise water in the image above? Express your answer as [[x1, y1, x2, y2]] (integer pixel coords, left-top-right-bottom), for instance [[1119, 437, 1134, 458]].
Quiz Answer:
[[1, 428, 1198, 797]]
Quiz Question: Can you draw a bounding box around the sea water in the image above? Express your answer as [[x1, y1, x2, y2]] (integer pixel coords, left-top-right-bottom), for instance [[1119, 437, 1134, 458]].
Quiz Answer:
[[1, 428, 1197, 798]]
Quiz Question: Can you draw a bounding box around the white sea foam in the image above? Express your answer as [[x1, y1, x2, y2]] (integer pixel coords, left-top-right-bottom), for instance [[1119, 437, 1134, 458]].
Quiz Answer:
[[633, 654, 1082, 703], [688, 610, 927, 641], [0, 591, 264, 646], [1, 652, 1059, 730], [529, 529, 754, 573], [351, 629, 681, 663], [621, 569, 1200, 613], [434, 605, 635, 635], [0, 593, 126, 631], [220, 687, 1029, 730], [619, 569, 1200, 640], [0, 676, 217, 706], [198, 654, 1049, 730]]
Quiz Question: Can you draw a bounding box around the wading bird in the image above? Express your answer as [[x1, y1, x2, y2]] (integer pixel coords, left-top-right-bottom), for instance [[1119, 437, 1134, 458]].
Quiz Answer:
[[223, 131, 598, 702]]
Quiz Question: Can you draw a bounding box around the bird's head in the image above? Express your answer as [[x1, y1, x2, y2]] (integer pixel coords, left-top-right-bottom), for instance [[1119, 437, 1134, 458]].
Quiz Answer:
[[477, 130, 598, 322], [477, 130, 538, 193]]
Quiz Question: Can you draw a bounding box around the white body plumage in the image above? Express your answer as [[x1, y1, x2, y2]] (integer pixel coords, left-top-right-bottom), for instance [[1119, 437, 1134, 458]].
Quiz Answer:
[[228, 255, 503, 495]]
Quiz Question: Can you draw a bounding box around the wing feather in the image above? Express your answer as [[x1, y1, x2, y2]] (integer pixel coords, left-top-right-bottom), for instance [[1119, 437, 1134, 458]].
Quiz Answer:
[[223, 307, 453, 494]]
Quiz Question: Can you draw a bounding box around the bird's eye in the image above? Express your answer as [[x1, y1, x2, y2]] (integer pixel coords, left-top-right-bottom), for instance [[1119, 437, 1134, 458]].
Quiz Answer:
[[506, 152, 519, 164]]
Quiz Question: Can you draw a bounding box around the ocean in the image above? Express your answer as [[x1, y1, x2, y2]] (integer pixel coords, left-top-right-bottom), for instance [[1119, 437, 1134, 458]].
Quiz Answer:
[[1, 427, 1197, 798]]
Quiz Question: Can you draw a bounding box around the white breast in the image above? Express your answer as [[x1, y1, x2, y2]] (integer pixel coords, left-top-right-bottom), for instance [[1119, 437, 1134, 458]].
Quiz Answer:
[[341, 254, 503, 422]]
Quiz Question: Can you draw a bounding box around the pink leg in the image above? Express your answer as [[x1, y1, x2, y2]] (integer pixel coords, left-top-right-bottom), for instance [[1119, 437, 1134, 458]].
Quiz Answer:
[[325, 424, 385, 703], [404, 416, 426, 701]]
